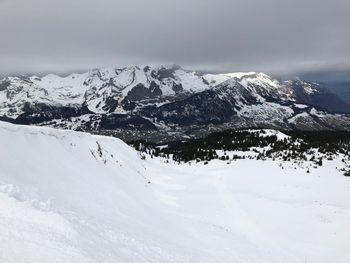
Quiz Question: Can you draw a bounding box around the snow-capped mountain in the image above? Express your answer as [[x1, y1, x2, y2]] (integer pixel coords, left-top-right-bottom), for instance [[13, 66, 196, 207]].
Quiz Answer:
[[1, 65, 349, 141], [0, 65, 211, 117]]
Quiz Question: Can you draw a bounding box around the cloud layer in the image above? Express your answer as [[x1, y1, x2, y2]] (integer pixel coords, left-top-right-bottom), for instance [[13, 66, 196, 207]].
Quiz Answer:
[[1, 0, 349, 76]]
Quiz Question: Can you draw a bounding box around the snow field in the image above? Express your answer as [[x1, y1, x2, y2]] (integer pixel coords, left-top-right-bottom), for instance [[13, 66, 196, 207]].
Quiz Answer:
[[0, 121, 349, 263]]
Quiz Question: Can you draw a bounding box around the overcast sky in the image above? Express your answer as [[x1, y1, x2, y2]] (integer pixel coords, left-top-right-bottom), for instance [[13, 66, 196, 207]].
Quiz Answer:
[[1, 0, 350, 77]]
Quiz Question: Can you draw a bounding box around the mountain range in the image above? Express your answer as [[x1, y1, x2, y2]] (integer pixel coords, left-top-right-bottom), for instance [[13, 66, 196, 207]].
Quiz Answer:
[[1, 64, 350, 142]]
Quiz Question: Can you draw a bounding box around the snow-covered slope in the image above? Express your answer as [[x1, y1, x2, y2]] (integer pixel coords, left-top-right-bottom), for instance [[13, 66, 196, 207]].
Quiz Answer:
[[0, 121, 349, 263], [0, 121, 165, 262]]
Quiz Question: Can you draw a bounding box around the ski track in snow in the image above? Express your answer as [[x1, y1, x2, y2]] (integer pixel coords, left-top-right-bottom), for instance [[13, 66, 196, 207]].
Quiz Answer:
[[0, 121, 349, 263]]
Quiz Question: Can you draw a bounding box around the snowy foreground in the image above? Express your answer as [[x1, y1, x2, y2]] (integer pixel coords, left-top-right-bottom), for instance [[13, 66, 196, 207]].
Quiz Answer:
[[0, 121, 349, 263]]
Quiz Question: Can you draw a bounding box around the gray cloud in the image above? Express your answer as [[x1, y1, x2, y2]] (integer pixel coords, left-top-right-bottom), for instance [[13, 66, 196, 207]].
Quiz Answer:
[[1, 0, 350, 77]]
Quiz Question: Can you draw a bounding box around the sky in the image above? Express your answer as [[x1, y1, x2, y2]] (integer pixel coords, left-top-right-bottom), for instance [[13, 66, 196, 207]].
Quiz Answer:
[[0, 0, 350, 78]]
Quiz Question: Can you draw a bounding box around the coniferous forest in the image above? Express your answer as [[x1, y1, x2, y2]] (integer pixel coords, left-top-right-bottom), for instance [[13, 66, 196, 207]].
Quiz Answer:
[[129, 130, 350, 175]]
